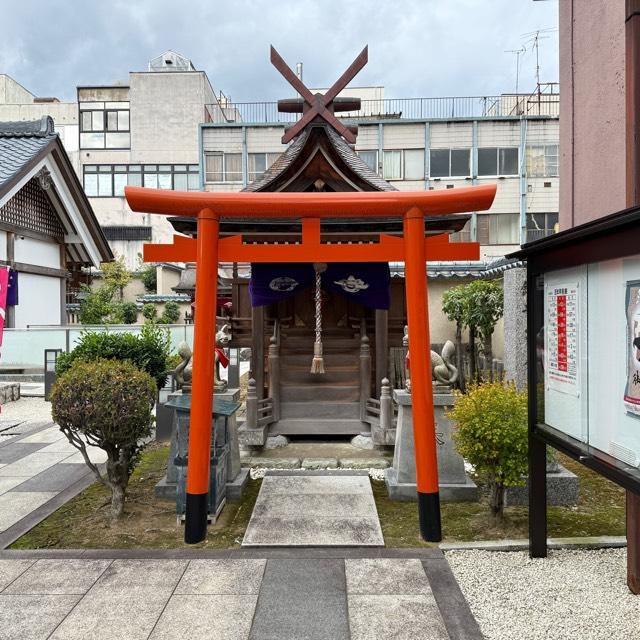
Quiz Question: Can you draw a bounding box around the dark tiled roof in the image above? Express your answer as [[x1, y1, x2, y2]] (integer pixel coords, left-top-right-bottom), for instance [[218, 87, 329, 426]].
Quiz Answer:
[[0, 117, 57, 192], [242, 124, 397, 193]]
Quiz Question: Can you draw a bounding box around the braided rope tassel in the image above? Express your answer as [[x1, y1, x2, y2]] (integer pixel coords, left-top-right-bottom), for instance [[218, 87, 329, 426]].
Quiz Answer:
[[310, 265, 325, 374]]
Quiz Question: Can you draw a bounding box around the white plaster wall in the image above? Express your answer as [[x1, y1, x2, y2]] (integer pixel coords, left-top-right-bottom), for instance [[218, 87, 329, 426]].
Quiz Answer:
[[527, 178, 559, 213], [0, 231, 8, 261], [14, 237, 60, 269], [430, 122, 473, 148], [246, 127, 286, 153], [13, 274, 61, 327], [0, 76, 35, 104], [383, 124, 425, 149], [477, 121, 520, 147], [202, 127, 243, 153], [355, 125, 378, 150]]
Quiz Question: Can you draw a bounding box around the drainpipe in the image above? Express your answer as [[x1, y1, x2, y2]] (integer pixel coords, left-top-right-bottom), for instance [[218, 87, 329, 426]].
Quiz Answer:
[[242, 126, 248, 188], [424, 122, 430, 191], [378, 123, 384, 175], [471, 120, 478, 242], [519, 117, 528, 246]]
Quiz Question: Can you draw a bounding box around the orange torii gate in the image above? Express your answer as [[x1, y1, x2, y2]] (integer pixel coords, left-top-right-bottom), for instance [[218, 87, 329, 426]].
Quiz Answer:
[[126, 184, 496, 544]]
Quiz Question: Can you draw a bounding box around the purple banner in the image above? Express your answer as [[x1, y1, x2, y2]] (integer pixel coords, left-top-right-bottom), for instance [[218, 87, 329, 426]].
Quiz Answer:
[[7, 270, 17, 306], [250, 262, 390, 310]]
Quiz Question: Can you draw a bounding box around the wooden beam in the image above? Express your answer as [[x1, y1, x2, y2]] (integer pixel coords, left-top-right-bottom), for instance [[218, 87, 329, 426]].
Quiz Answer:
[[375, 309, 388, 397]]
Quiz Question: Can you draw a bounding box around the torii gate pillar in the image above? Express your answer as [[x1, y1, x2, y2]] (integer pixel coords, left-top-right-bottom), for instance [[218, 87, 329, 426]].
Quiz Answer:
[[404, 207, 441, 540]]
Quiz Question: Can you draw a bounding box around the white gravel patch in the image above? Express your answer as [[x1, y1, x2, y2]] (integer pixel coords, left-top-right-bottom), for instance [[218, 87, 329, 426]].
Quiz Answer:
[[2, 397, 52, 423], [446, 548, 640, 640]]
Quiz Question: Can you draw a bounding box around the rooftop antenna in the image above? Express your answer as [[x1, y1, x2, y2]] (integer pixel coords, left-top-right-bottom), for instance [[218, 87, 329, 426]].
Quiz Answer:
[[505, 46, 526, 95], [521, 27, 557, 90]]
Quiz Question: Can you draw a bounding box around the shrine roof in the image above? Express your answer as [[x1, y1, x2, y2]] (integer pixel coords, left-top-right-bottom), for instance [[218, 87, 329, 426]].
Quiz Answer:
[[243, 125, 396, 193]]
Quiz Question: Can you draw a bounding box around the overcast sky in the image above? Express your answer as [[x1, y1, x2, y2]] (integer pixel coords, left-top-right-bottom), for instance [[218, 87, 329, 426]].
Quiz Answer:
[[0, 0, 558, 102]]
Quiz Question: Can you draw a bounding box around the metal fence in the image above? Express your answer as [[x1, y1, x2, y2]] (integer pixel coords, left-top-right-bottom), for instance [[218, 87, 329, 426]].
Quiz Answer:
[[204, 91, 559, 125]]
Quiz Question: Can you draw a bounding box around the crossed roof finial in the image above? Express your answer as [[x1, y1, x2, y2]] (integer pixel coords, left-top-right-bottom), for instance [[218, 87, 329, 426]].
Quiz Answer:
[[270, 45, 368, 144]]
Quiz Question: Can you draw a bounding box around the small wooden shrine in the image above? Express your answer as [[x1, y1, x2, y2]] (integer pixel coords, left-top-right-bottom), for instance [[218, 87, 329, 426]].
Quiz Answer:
[[167, 47, 479, 447], [126, 46, 496, 543]]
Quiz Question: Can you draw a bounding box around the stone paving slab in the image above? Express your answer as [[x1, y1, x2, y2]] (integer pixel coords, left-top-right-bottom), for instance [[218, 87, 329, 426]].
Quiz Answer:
[[11, 463, 91, 493], [0, 594, 82, 640], [3, 559, 111, 595], [150, 594, 259, 640], [0, 442, 47, 464], [0, 491, 57, 532], [243, 475, 384, 547], [17, 427, 65, 444], [0, 451, 74, 477], [0, 554, 481, 639]]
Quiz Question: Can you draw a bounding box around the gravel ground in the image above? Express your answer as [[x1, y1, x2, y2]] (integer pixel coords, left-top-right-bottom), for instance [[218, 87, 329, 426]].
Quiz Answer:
[[1, 397, 52, 422], [447, 548, 640, 640]]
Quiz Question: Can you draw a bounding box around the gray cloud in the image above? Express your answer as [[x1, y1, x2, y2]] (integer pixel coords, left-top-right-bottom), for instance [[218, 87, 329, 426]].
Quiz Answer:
[[0, 0, 558, 102]]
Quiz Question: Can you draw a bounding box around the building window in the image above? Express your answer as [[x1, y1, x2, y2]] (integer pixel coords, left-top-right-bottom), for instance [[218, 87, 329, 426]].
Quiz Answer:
[[248, 153, 280, 182], [477, 147, 519, 176], [429, 148, 470, 178], [477, 213, 520, 245], [79, 101, 130, 149], [204, 152, 243, 182], [526, 212, 558, 242], [526, 144, 558, 177], [83, 164, 199, 197], [382, 149, 425, 180], [357, 150, 378, 172], [450, 219, 472, 243]]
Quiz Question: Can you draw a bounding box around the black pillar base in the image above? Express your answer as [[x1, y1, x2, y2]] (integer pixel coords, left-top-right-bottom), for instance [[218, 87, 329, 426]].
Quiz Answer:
[[418, 490, 442, 542], [185, 492, 208, 544]]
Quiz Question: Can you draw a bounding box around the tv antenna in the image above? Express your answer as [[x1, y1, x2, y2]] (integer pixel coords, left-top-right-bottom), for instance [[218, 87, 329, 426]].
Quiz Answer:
[[505, 46, 526, 94], [521, 27, 557, 88]]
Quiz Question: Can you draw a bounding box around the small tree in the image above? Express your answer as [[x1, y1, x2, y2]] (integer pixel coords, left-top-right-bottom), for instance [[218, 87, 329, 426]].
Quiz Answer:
[[51, 359, 156, 518], [448, 381, 528, 523], [466, 280, 504, 380], [442, 285, 468, 391], [160, 301, 180, 324], [140, 264, 158, 293], [102, 256, 132, 302]]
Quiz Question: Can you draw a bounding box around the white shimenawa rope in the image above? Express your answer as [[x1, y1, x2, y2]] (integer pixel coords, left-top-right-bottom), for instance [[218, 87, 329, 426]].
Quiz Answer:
[[311, 263, 327, 374]]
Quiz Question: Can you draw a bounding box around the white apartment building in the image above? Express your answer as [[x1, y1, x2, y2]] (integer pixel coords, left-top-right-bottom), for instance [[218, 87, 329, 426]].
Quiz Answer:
[[200, 87, 559, 259]]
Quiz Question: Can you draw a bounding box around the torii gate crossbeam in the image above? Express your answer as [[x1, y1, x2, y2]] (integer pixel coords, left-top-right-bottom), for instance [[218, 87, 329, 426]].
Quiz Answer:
[[126, 184, 496, 544]]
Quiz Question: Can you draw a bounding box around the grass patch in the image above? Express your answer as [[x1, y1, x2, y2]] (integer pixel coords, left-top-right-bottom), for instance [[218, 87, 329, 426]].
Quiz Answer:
[[12, 446, 626, 549], [11, 443, 261, 549], [373, 453, 626, 547]]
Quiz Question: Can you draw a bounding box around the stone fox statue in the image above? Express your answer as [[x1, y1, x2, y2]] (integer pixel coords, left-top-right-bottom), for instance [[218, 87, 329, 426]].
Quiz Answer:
[[174, 324, 232, 392], [404, 325, 458, 387]]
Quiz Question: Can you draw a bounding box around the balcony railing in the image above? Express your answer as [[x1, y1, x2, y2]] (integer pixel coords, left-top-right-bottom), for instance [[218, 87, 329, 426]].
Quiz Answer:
[[204, 86, 559, 125]]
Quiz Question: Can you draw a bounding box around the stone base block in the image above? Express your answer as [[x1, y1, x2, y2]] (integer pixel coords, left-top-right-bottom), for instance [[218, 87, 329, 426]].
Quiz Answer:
[[226, 467, 250, 501], [238, 422, 269, 448], [0, 382, 20, 404], [505, 463, 579, 506], [301, 458, 338, 469], [371, 423, 396, 447], [384, 468, 479, 502], [154, 474, 176, 501]]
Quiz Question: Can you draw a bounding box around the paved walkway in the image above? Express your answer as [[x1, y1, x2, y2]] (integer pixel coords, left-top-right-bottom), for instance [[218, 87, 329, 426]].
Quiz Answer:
[[0, 549, 482, 640], [0, 421, 106, 548], [243, 474, 384, 546]]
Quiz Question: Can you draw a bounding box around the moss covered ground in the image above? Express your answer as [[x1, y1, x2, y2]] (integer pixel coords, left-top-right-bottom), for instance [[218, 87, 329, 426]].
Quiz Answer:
[[12, 447, 625, 549]]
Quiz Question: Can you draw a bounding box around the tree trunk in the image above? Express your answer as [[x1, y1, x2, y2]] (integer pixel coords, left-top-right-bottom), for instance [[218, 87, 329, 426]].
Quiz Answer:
[[489, 478, 505, 524], [469, 326, 477, 383], [484, 334, 493, 382], [111, 483, 126, 519], [455, 323, 465, 392]]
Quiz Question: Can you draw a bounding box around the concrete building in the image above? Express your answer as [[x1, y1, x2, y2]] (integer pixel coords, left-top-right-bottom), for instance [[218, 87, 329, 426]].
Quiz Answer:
[[0, 51, 231, 270], [559, 0, 626, 228], [200, 86, 560, 261]]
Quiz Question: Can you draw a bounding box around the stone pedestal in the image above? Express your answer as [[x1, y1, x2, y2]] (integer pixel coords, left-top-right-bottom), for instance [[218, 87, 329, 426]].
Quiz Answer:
[[503, 266, 528, 389], [385, 389, 478, 502], [155, 388, 248, 504], [505, 463, 579, 506]]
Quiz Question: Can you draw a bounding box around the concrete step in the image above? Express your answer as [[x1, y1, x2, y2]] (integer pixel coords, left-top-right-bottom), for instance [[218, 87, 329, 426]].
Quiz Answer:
[[280, 385, 359, 402], [280, 401, 361, 419], [0, 373, 44, 382], [270, 418, 368, 436]]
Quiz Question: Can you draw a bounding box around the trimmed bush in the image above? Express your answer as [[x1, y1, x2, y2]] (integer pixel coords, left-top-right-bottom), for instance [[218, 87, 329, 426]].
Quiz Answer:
[[160, 301, 180, 324], [51, 359, 156, 518], [448, 381, 528, 523], [56, 324, 172, 389]]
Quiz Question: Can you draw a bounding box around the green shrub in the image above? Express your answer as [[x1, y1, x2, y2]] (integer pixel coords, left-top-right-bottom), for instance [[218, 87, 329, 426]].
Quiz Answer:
[[51, 359, 156, 518], [160, 301, 180, 324], [109, 301, 138, 325], [56, 324, 172, 389], [142, 303, 157, 322], [448, 381, 528, 523], [140, 264, 157, 293]]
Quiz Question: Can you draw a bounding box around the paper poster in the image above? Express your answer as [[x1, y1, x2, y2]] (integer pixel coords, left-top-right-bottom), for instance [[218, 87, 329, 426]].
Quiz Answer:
[[624, 281, 640, 416], [545, 282, 579, 396]]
